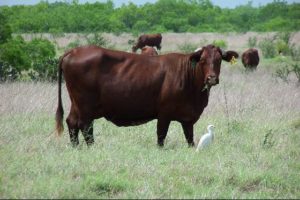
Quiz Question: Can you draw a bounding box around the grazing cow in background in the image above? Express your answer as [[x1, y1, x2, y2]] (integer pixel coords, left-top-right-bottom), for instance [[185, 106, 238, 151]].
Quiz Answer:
[[141, 46, 158, 56], [132, 33, 162, 52], [56, 44, 238, 147], [242, 48, 259, 70]]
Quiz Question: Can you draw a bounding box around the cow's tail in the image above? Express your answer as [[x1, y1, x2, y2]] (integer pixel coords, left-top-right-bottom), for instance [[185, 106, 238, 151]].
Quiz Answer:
[[55, 55, 65, 137]]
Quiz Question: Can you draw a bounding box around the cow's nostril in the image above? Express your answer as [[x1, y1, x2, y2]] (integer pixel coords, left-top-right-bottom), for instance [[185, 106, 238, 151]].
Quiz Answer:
[[207, 75, 218, 85], [208, 75, 216, 80]]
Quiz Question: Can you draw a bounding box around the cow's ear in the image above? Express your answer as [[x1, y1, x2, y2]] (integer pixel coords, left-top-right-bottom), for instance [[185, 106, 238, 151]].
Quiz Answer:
[[190, 48, 203, 63], [221, 50, 239, 62]]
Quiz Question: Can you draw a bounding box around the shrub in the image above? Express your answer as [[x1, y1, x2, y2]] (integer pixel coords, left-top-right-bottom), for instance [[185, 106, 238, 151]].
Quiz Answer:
[[274, 63, 300, 83], [0, 61, 18, 82], [259, 37, 276, 58], [276, 32, 291, 44], [212, 39, 227, 49], [247, 36, 257, 48], [177, 42, 198, 53], [67, 39, 82, 49], [0, 36, 31, 76], [0, 12, 12, 44], [274, 65, 290, 82], [291, 63, 300, 83], [29, 58, 59, 81], [276, 40, 290, 55], [290, 45, 300, 61], [85, 33, 112, 48], [25, 38, 57, 81], [26, 38, 56, 61], [127, 39, 135, 46], [0, 35, 58, 81]]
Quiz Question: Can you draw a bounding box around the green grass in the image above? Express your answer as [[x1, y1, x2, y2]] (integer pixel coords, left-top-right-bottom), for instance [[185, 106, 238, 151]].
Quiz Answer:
[[1, 61, 300, 198]]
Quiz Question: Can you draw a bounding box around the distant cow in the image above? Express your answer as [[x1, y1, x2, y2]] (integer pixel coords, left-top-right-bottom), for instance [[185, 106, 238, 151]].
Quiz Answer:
[[132, 33, 162, 53], [141, 46, 158, 56], [56, 45, 238, 147], [242, 48, 259, 70]]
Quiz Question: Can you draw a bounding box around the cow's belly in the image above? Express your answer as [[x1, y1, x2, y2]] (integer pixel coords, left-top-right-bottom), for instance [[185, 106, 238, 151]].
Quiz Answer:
[[105, 117, 153, 127], [101, 100, 157, 126], [98, 78, 161, 125]]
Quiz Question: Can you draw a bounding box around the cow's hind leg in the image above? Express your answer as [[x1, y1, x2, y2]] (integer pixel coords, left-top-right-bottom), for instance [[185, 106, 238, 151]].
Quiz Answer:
[[157, 118, 170, 147], [81, 121, 94, 146], [66, 115, 79, 147], [181, 122, 195, 147]]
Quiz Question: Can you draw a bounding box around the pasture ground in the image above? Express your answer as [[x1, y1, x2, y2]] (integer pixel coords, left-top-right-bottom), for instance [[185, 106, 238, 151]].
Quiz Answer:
[[1, 33, 300, 198]]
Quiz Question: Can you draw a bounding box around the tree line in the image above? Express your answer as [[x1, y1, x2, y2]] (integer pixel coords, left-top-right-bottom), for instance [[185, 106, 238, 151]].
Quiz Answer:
[[0, 0, 299, 34], [1, 0, 300, 82]]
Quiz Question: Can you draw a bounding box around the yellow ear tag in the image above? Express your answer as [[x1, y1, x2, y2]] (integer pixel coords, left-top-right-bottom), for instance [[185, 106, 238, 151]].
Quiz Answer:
[[230, 56, 237, 65]]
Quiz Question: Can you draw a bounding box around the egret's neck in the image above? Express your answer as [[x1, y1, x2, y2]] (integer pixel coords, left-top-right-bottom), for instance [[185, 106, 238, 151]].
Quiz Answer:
[[208, 129, 214, 138]]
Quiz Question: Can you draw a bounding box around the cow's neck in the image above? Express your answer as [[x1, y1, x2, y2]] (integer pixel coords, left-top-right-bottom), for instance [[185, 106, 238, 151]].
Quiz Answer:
[[188, 61, 206, 92]]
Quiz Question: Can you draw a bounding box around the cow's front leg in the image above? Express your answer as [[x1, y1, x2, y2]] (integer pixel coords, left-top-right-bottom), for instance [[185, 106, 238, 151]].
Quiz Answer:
[[156, 118, 170, 147], [181, 122, 195, 147]]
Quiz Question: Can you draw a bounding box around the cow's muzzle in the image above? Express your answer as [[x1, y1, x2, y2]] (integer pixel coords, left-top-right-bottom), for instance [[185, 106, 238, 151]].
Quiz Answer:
[[206, 75, 219, 86]]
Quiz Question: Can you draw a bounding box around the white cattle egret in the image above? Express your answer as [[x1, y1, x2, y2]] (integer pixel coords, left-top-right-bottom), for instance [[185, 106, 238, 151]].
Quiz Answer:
[[196, 124, 215, 151]]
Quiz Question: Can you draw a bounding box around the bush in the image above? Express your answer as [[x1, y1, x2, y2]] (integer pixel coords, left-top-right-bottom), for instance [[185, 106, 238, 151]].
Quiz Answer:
[[26, 38, 56, 61], [259, 37, 277, 58], [291, 63, 300, 83], [177, 42, 198, 53], [67, 39, 82, 49], [276, 40, 290, 55], [290, 45, 300, 61], [0, 61, 18, 82], [29, 58, 59, 82], [0, 12, 12, 44], [0, 35, 58, 81], [274, 63, 300, 83], [274, 65, 290, 82], [247, 36, 257, 48], [85, 33, 112, 48], [276, 32, 291, 44], [0, 36, 31, 76], [212, 39, 227, 49]]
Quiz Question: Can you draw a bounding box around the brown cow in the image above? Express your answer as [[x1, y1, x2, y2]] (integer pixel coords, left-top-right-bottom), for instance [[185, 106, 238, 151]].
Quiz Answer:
[[141, 46, 158, 56], [56, 45, 238, 147], [132, 33, 162, 52], [242, 48, 259, 70]]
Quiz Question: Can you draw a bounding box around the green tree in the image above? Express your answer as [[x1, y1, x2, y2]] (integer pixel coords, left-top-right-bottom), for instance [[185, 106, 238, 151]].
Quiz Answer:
[[0, 36, 31, 77], [0, 12, 12, 44], [26, 38, 57, 80], [26, 38, 56, 61]]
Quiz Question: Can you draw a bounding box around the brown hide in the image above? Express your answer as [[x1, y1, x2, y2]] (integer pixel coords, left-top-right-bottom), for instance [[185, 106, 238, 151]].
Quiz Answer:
[[132, 33, 162, 52], [56, 45, 238, 147], [242, 48, 259, 70]]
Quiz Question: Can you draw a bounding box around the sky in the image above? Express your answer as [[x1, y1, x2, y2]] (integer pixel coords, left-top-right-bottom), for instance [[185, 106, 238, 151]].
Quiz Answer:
[[0, 0, 299, 8]]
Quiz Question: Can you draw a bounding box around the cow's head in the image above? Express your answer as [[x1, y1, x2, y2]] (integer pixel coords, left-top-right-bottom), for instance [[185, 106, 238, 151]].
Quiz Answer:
[[190, 44, 239, 88]]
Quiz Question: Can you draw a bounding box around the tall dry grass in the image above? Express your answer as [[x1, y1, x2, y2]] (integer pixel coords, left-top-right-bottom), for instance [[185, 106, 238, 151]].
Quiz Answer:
[[0, 52, 300, 198], [21, 32, 300, 53]]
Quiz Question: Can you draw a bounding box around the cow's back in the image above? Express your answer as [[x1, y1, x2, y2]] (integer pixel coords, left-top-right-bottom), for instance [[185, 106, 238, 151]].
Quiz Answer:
[[242, 48, 259, 68]]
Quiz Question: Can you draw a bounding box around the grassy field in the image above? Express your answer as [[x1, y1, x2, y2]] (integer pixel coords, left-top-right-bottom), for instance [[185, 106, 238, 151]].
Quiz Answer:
[[21, 31, 300, 53], [1, 37, 300, 198]]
